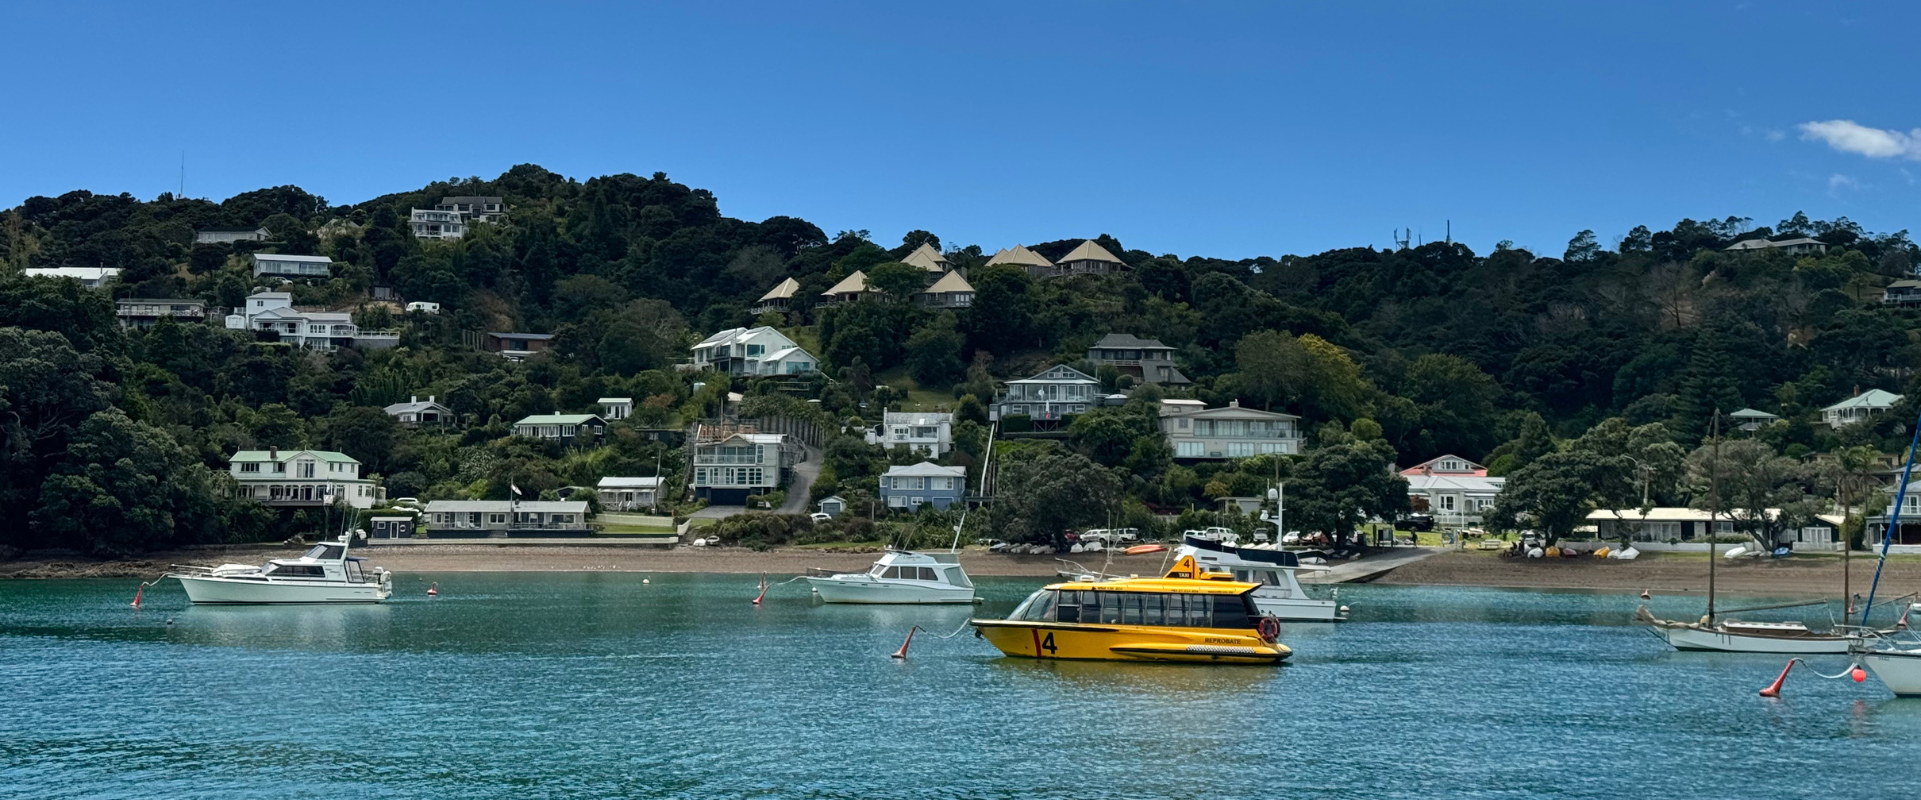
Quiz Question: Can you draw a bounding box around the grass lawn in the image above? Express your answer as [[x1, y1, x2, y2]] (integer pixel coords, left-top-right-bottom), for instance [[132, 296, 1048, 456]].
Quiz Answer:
[[781, 325, 821, 356], [874, 366, 956, 412]]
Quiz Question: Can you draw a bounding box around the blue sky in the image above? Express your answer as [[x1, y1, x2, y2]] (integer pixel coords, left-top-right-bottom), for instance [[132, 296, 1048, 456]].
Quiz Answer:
[[2, 1, 1916, 259]]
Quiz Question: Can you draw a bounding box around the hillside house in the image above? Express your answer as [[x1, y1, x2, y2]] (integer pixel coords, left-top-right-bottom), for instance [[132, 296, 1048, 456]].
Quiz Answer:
[[1055, 240, 1127, 276], [1729, 407, 1780, 432], [225, 291, 398, 350], [600, 397, 634, 421], [116, 298, 207, 329], [901, 242, 953, 276], [985, 245, 1055, 279], [25, 267, 119, 287], [1401, 456, 1503, 527], [880, 462, 967, 511], [1724, 237, 1829, 256], [868, 411, 954, 456], [994, 364, 1100, 424], [918, 270, 975, 308], [820, 270, 874, 305], [486, 332, 554, 360], [1087, 333, 1189, 386], [251, 253, 333, 279], [229, 448, 379, 509], [1160, 399, 1303, 459], [409, 208, 466, 239], [406, 301, 441, 314], [1822, 389, 1903, 427], [1885, 280, 1921, 306], [195, 226, 270, 244], [423, 500, 589, 537], [597, 476, 662, 511], [512, 414, 607, 445], [434, 196, 507, 223], [690, 426, 801, 505], [383, 396, 452, 426], [690, 326, 818, 376], [753, 277, 801, 314]]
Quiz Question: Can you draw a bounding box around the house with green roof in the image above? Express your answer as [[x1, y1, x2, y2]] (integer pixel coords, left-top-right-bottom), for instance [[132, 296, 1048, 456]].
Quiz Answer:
[[1821, 389, 1904, 428], [512, 413, 608, 445], [228, 447, 380, 509]]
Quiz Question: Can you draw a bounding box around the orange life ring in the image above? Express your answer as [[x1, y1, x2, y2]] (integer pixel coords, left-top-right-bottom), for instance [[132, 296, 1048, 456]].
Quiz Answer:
[[1257, 616, 1280, 643]]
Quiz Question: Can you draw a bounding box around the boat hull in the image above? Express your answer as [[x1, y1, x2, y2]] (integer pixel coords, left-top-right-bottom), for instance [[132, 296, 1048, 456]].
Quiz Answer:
[[175, 575, 390, 604], [1862, 649, 1921, 697], [971, 620, 1289, 664], [1253, 594, 1342, 622], [805, 577, 974, 604], [1657, 624, 1853, 654]]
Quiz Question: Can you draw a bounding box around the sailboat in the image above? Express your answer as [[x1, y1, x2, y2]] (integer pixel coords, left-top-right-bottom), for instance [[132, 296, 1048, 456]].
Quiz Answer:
[[1853, 406, 1921, 695], [1639, 410, 1858, 654]]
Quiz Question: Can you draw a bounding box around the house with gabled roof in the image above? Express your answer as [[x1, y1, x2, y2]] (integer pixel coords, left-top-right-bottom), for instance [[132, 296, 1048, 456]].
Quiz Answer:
[[1823, 389, 1903, 427], [1159, 399, 1303, 460], [1399, 455, 1487, 477], [1056, 240, 1127, 276], [754, 277, 801, 313], [384, 395, 453, 427], [900, 242, 952, 275], [880, 462, 967, 511], [919, 270, 975, 308], [994, 364, 1100, 424], [228, 447, 380, 509], [986, 245, 1055, 279], [1724, 236, 1828, 256], [1087, 333, 1188, 385], [820, 270, 874, 305], [512, 413, 608, 445], [691, 326, 818, 376]]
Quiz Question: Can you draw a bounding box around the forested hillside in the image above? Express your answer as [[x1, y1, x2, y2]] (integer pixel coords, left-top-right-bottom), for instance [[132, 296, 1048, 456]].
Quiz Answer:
[[3, 163, 1918, 554]]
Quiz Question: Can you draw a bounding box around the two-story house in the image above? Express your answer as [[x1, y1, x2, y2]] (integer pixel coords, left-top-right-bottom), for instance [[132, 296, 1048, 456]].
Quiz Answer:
[[229, 448, 379, 509], [879, 462, 967, 511], [868, 411, 954, 456], [1055, 240, 1127, 276], [1160, 399, 1303, 459], [1822, 389, 1903, 427], [690, 327, 818, 376], [435, 196, 507, 223], [512, 414, 607, 445], [116, 298, 207, 329], [383, 395, 453, 426], [1400, 455, 1504, 527], [754, 277, 801, 314], [251, 253, 334, 279], [225, 291, 399, 350], [1087, 333, 1190, 386], [689, 425, 801, 505], [994, 364, 1100, 424], [1886, 280, 1921, 307], [919, 270, 975, 308], [985, 245, 1055, 279], [24, 267, 119, 287], [423, 500, 589, 538], [409, 208, 467, 240], [195, 226, 270, 244], [1865, 485, 1921, 554]]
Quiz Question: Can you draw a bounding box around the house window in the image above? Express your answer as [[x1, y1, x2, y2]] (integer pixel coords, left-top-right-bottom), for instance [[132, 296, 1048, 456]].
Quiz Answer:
[[1259, 443, 1285, 454], [239, 463, 260, 473], [1178, 418, 1190, 430], [1177, 441, 1204, 457], [1440, 496, 1457, 511], [1227, 442, 1255, 458], [888, 495, 908, 508]]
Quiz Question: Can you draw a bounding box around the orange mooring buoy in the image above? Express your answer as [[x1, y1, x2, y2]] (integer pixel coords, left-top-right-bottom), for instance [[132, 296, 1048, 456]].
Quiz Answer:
[[1852, 666, 1867, 683], [1759, 659, 1797, 697], [426, 582, 438, 596], [892, 626, 918, 659], [132, 583, 146, 609], [752, 574, 768, 605]]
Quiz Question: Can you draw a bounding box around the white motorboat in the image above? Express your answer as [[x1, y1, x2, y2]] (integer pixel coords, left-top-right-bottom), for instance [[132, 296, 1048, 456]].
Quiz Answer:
[[805, 550, 976, 604], [169, 534, 392, 604], [1860, 644, 1921, 697], [1172, 535, 1344, 622]]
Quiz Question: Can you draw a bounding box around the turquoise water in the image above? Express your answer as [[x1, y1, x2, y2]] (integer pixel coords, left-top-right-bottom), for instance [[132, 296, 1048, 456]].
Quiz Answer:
[[4, 574, 1919, 799]]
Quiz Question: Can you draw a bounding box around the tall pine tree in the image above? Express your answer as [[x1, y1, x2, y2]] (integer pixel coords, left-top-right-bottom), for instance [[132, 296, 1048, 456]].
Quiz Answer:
[[1673, 322, 1744, 442]]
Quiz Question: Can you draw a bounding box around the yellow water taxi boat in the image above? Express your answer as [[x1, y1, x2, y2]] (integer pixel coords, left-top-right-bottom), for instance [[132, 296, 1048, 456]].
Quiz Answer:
[[970, 574, 1290, 665]]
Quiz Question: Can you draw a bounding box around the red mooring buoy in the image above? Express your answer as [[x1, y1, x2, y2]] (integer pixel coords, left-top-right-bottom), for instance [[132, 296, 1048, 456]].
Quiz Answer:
[[1759, 659, 1797, 697], [426, 582, 438, 596], [1852, 666, 1867, 683], [892, 627, 918, 659], [752, 574, 768, 605], [131, 583, 145, 609]]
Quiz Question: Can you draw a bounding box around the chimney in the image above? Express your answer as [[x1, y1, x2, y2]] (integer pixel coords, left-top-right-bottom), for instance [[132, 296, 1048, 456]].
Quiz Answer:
[[1228, 399, 1240, 408], [270, 447, 278, 459], [428, 395, 435, 403], [410, 395, 418, 404]]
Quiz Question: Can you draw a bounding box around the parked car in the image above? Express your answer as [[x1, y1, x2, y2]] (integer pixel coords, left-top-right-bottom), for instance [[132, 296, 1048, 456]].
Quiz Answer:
[[1403, 515, 1435, 532], [809, 512, 832, 523]]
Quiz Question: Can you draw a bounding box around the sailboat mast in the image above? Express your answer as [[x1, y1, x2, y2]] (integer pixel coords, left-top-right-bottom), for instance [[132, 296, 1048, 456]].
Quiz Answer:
[[1706, 409, 1720, 623]]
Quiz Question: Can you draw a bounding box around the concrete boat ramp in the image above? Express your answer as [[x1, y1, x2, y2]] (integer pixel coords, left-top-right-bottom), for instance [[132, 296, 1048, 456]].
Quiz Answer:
[[1300, 547, 1442, 584]]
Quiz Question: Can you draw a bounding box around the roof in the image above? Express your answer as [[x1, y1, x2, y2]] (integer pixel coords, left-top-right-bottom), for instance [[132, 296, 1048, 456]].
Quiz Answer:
[[925, 270, 975, 294], [1889, 280, 1921, 290], [598, 397, 634, 404], [758, 277, 801, 302], [985, 244, 1053, 267], [764, 346, 813, 364], [1404, 474, 1506, 494], [901, 242, 950, 273], [882, 462, 967, 478], [1059, 239, 1125, 264], [1044, 576, 1257, 595], [424, 500, 587, 513], [118, 297, 205, 305], [597, 477, 663, 488], [1091, 333, 1173, 350], [231, 449, 360, 464], [1586, 507, 1781, 522], [701, 432, 787, 446], [821, 270, 871, 296], [1823, 389, 1904, 412], [383, 399, 450, 414], [514, 414, 605, 426], [251, 253, 332, 263], [25, 267, 119, 279], [1400, 455, 1487, 476], [197, 226, 267, 233], [1728, 407, 1779, 420], [1169, 402, 1299, 421], [488, 332, 554, 340], [1008, 364, 1098, 385], [884, 411, 952, 426], [439, 195, 504, 204], [1725, 236, 1827, 251]]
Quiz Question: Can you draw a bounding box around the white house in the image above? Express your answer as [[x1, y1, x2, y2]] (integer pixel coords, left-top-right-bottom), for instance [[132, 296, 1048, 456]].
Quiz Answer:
[[868, 411, 954, 456], [225, 291, 398, 350], [600, 397, 635, 421], [251, 253, 334, 279], [1160, 399, 1304, 459], [690, 427, 800, 505], [409, 208, 467, 240], [423, 500, 589, 536], [195, 226, 270, 244], [1724, 237, 1828, 256], [994, 364, 1100, 424], [383, 395, 452, 426], [1822, 389, 1903, 427], [435, 196, 507, 223], [229, 448, 379, 509], [25, 266, 119, 288], [690, 326, 818, 376], [597, 476, 663, 511]]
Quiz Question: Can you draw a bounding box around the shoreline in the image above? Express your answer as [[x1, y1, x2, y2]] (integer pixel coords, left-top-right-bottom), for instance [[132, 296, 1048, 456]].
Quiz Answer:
[[6, 545, 1919, 599]]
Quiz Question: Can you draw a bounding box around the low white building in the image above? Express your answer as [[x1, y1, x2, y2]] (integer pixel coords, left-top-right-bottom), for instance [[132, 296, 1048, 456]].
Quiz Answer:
[[1724, 237, 1828, 256], [512, 414, 607, 445], [868, 411, 954, 456], [1822, 389, 1902, 427], [195, 227, 269, 244], [690, 326, 818, 376], [116, 298, 207, 329], [409, 208, 467, 240], [597, 477, 663, 511], [406, 301, 441, 314], [225, 291, 398, 350], [600, 397, 634, 421], [423, 500, 589, 536], [252, 253, 334, 279], [383, 395, 452, 426], [229, 448, 379, 509], [24, 266, 119, 288]]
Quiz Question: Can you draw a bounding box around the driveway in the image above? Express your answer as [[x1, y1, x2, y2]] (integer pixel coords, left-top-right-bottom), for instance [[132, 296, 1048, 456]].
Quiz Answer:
[[777, 444, 823, 514]]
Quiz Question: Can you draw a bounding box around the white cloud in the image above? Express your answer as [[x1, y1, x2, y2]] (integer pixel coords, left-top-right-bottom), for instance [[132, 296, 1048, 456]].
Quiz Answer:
[[1764, 129, 1785, 142], [1798, 119, 1921, 159], [1828, 173, 1859, 192]]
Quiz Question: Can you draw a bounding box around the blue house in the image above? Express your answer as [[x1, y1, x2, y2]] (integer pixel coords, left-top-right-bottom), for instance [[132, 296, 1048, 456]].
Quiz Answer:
[[879, 462, 967, 512]]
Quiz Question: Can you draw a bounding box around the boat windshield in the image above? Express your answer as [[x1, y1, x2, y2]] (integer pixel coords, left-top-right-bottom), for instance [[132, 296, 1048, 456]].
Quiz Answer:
[[1039, 589, 1259, 628], [876, 565, 941, 582], [303, 544, 346, 560]]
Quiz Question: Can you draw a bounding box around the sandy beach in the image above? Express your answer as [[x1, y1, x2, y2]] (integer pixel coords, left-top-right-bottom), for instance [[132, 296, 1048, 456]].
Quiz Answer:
[[6, 544, 1919, 599]]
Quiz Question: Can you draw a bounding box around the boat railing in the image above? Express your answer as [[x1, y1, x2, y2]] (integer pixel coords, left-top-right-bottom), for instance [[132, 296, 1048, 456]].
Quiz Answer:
[[166, 564, 220, 576], [805, 567, 851, 578]]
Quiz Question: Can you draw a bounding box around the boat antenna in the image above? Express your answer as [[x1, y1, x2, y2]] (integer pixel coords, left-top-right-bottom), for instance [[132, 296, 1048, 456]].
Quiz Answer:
[[1706, 409, 1721, 623], [1862, 405, 1921, 621]]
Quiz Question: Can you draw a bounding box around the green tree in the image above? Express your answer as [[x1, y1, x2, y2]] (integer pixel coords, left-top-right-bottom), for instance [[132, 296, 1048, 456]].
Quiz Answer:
[[1233, 330, 1369, 420], [984, 444, 1123, 548], [905, 313, 965, 388], [1672, 323, 1743, 442], [866, 261, 927, 301], [30, 409, 230, 556], [1686, 437, 1820, 548], [1290, 438, 1408, 542]]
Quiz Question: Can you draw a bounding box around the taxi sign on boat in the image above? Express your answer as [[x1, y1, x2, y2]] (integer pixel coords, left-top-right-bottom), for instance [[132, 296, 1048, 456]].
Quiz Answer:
[[970, 575, 1290, 665]]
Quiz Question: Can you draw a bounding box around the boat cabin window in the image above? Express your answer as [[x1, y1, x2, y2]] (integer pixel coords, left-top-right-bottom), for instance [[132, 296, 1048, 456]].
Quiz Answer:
[[1047, 590, 1257, 628], [942, 567, 971, 588], [1011, 589, 1058, 621], [881, 566, 940, 581], [266, 563, 326, 578], [303, 544, 345, 560], [345, 560, 365, 583]]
